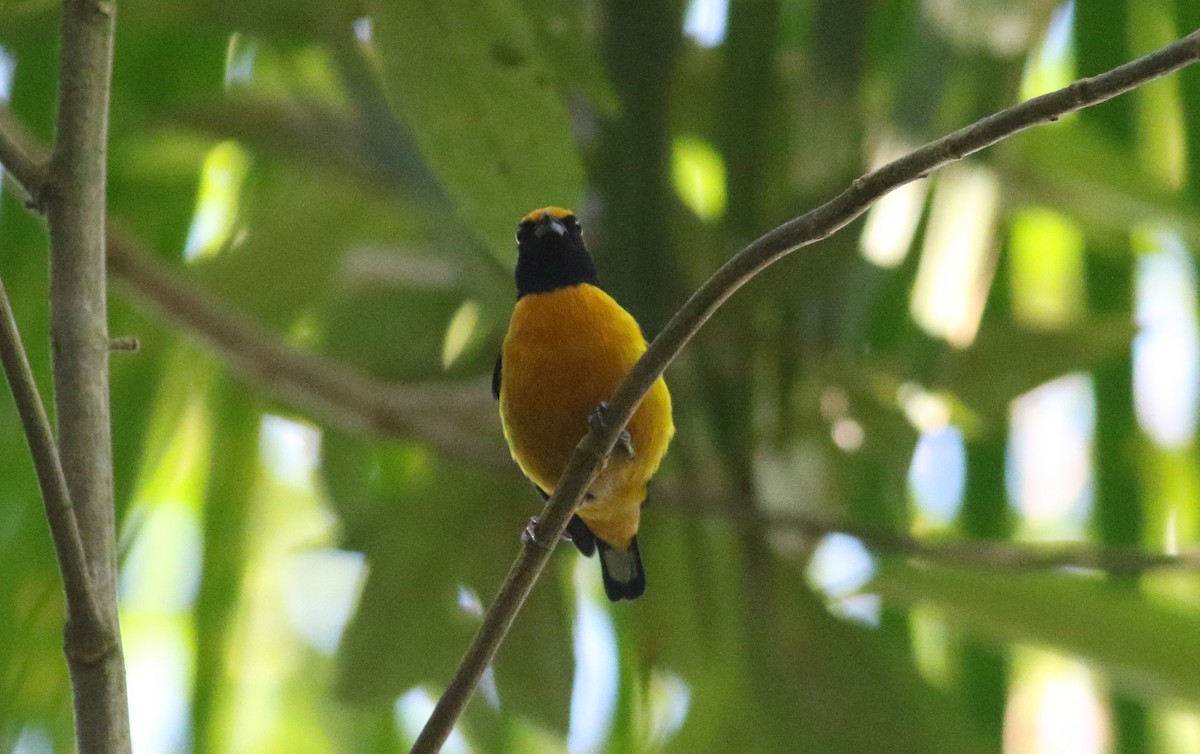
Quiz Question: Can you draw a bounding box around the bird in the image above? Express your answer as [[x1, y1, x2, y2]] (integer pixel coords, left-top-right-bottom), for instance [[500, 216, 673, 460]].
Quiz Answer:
[[493, 207, 674, 601]]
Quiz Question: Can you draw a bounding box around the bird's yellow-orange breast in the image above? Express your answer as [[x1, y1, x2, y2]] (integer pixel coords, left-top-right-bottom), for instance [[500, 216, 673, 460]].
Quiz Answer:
[[499, 283, 673, 543]]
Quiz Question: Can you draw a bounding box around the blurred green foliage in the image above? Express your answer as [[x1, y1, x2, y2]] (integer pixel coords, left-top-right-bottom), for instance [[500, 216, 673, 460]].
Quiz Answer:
[[2, 0, 1200, 752]]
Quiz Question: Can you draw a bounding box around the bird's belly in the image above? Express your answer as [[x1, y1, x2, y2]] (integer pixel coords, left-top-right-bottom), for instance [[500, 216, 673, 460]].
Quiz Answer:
[[501, 332, 629, 493], [499, 286, 673, 506]]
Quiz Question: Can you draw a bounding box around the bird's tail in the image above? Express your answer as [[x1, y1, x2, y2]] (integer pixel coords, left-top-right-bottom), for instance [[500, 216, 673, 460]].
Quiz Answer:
[[597, 536, 645, 601]]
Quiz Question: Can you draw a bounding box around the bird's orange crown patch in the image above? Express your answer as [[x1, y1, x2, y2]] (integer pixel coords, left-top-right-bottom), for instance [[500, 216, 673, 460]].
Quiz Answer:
[[520, 206, 574, 224]]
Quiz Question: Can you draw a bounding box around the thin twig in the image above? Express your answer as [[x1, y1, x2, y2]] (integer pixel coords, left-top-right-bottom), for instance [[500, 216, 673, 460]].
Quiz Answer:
[[410, 27, 1200, 754], [1, 103, 508, 465], [45, 0, 130, 752], [106, 227, 507, 467], [0, 273, 108, 641], [0, 103, 48, 204]]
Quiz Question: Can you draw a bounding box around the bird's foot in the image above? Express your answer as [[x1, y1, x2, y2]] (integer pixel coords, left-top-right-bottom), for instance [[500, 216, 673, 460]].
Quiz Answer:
[[588, 401, 635, 459], [521, 516, 555, 552]]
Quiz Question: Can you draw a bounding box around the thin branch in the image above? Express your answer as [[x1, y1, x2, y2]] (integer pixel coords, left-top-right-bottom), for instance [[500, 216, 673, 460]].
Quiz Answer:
[[0, 103, 49, 204], [410, 27, 1200, 754], [45, 0, 130, 752], [5, 104, 508, 466], [106, 227, 508, 467], [0, 273, 108, 642]]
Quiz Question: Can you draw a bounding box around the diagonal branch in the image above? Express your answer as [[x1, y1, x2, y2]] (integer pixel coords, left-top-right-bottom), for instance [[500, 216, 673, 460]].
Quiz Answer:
[[6, 96, 508, 467], [410, 27, 1200, 754], [0, 103, 49, 203], [0, 272, 107, 645], [106, 227, 507, 467]]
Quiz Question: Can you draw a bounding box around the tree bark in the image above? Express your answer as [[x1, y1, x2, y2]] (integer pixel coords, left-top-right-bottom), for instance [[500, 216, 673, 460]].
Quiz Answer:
[[45, 0, 131, 752]]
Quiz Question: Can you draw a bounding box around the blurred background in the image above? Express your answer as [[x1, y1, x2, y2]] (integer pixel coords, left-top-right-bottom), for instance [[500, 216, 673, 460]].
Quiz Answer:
[[2, 0, 1200, 752]]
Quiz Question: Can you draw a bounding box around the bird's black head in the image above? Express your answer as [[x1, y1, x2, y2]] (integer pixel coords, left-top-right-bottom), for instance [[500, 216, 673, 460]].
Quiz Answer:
[[514, 207, 599, 298]]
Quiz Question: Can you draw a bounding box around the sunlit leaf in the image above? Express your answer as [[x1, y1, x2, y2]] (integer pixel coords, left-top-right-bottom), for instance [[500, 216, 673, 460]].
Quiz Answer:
[[178, 95, 445, 205], [513, 0, 616, 112], [996, 124, 1200, 247], [328, 435, 574, 731], [936, 315, 1136, 423], [191, 381, 261, 754], [872, 562, 1200, 704], [365, 0, 586, 265], [636, 521, 990, 754]]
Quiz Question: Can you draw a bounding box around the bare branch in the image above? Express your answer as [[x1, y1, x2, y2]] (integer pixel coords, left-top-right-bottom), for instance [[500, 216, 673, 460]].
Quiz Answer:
[[44, 0, 130, 751], [0, 103, 49, 204], [2, 100, 506, 465], [0, 273, 108, 644], [410, 27, 1200, 754], [6, 110, 509, 465], [106, 227, 508, 467]]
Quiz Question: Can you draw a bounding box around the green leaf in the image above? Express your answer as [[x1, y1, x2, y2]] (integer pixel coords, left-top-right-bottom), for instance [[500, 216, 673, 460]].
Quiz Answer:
[[857, 315, 1134, 436], [108, 305, 170, 523], [0, 411, 69, 748], [179, 95, 445, 204], [997, 123, 1200, 247], [756, 595, 991, 754], [871, 562, 1200, 704], [320, 286, 467, 382], [139, 0, 350, 44], [936, 315, 1136, 423], [513, 0, 616, 112], [636, 520, 990, 754], [191, 380, 261, 754], [365, 0, 586, 264], [329, 435, 575, 731], [192, 162, 442, 326], [1178, 0, 1200, 201]]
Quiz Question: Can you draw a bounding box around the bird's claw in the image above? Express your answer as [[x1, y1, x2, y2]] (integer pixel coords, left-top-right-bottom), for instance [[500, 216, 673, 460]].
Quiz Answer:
[[521, 516, 554, 552], [588, 401, 635, 459], [616, 429, 635, 459]]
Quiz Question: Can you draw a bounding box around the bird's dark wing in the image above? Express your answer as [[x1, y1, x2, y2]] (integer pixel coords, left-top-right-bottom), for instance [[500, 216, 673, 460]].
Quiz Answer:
[[565, 515, 598, 557], [492, 354, 502, 401]]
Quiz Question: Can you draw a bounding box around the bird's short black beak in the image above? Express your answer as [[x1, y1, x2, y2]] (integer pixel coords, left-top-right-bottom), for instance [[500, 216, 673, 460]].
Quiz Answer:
[[532, 213, 568, 239]]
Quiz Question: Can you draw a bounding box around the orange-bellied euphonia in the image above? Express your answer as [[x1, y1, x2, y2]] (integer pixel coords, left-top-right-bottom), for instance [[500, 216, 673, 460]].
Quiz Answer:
[[493, 207, 674, 601]]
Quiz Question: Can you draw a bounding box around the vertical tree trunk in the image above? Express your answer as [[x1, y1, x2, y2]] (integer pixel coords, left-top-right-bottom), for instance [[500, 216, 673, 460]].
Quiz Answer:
[[46, 1, 130, 751]]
